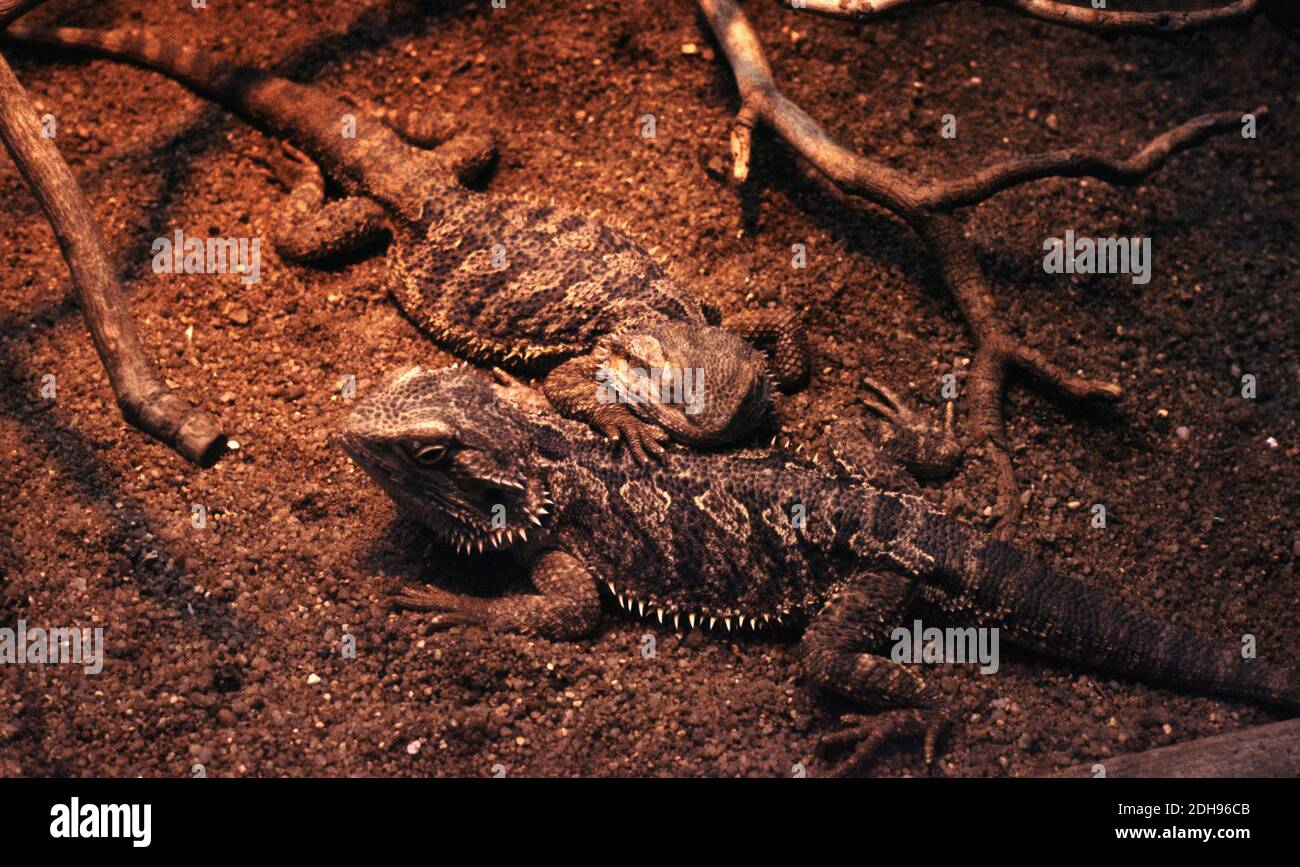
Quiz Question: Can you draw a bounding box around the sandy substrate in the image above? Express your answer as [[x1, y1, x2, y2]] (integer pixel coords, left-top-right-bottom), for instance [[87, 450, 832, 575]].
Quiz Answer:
[[0, 0, 1296, 776]]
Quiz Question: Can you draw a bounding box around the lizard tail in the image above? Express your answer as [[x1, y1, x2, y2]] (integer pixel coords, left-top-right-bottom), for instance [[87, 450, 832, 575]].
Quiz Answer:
[[5, 25, 267, 104], [921, 513, 1300, 709], [3, 25, 414, 204]]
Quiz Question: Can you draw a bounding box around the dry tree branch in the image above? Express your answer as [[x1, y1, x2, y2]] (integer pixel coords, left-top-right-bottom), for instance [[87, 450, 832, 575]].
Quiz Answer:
[[0, 3, 227, 465], [915, 107, 1265, 209], [782, 0, 1263, 37], [1053, 717, 1300, 777], [699, 0, 1260, 537]]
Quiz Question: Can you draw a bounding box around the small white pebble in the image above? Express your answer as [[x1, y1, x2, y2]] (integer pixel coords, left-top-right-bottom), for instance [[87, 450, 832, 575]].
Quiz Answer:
[[306, 673, 321, 685], [406, 740, 423, 755], [680, 42, 698, 55], [226, 439, 240, 450], [1175, 426, 1190, 441], [1265, 436, 1279, 449]]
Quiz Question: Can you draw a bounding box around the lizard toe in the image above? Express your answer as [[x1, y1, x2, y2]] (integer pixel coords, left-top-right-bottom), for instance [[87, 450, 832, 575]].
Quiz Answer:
[[630, 423, 668, 464], [816, 708, 948, 776], [392, 585, 489, 630]]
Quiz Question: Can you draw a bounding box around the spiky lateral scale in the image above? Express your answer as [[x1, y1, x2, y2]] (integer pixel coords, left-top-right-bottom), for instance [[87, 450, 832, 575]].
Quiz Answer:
[[388, 194, 714, 369], [546, 442, 842, 629]]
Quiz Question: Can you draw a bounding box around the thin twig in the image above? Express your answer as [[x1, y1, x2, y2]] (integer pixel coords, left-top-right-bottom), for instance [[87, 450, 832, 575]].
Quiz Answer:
[[0, 37, 227, 465], [699, 0, 1258, 537]]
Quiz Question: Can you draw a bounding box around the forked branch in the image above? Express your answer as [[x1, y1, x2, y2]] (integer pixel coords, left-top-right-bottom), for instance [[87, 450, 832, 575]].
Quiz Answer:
[[699, 0, 1258, 536]]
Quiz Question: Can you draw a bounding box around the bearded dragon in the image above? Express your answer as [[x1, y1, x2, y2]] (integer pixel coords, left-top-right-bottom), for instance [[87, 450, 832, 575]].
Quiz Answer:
[[339, 363, 1299, 774]]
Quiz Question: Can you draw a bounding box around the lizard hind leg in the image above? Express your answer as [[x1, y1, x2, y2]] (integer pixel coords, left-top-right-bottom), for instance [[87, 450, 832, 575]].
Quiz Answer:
[[860, 377, 963, 480], [261, 142, 389, 262], [799, 574, 951, 775], [822, 417, 922, 494], [350, 97, 462, 149]]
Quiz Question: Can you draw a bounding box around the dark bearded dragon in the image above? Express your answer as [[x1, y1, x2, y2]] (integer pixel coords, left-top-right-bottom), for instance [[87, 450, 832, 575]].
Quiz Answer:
[[339, 364, 1299, 774], [7, 23, 824, 460]]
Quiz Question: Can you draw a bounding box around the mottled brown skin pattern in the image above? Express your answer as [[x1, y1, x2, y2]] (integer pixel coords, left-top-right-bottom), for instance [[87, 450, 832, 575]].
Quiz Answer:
[[397, 193, 710, 362], [394, 195, 782, 456], [340, 365, 1300, 775], [8, 25, 806, 459]]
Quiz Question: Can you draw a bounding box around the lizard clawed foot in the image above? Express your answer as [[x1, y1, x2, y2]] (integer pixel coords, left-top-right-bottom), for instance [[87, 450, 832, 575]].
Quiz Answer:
[[593, 406, 668, 463], [816, 708, 951, 776], [255, 140, 315, 188], [389, 584, 485, 630], [860, 377, 963, 479]]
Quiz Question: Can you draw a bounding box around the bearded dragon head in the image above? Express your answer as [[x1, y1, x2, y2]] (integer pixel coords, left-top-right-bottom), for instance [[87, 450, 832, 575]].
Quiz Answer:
[[339, 364, 554, 554]]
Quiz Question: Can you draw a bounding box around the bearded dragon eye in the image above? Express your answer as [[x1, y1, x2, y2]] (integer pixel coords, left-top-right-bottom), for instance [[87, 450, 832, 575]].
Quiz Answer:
[[409, 442, 450, 465]]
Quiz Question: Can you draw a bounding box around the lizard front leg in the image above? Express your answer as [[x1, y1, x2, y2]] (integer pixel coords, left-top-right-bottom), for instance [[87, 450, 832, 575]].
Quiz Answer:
[[724, 307, 808, 391], [860, 378, 963, 480], [262, 143, 389, 262], [542, 354, 668, 463], [799, 573, 951, 775], [550, 323, 774, 454], [392, 549, 601, 640], [430, 130, 497, 187]]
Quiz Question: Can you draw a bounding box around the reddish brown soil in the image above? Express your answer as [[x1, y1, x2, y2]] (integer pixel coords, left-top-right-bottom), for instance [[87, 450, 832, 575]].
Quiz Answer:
[[0, 0, 1296, 777]]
